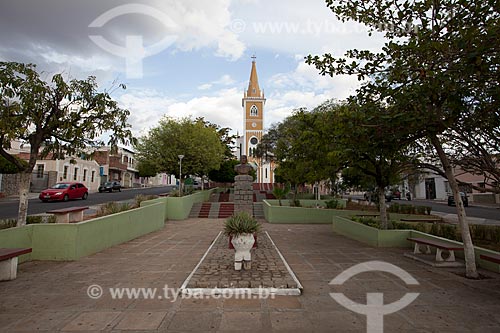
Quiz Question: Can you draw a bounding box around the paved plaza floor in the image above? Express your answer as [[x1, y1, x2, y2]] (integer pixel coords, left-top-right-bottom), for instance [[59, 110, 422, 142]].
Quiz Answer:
[[1, 218, 500, 332]]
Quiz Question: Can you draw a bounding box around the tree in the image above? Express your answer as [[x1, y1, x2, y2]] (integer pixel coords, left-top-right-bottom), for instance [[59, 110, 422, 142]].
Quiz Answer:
[[307, 0, 499, 278], [137, 160, 158, 178], [272, 183, 290, 206], [259, 101, 344, 198], [327, 99, 419, 228], [0, 155, 26, 174], [196, 117, 238, 160], [208, 159, 239, 184], [0, 62, 134, 226], [135, 117, 226, 187]]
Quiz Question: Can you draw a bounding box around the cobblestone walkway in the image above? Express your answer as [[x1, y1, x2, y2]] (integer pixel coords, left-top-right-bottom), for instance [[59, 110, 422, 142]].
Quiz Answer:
[[1, 218, 500, 332], [185, 232, 299, 289]]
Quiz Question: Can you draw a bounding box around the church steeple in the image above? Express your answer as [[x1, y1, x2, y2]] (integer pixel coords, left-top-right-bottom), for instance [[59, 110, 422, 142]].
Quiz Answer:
[[246, 55, 263, 98], [239, 56, 273, 183]]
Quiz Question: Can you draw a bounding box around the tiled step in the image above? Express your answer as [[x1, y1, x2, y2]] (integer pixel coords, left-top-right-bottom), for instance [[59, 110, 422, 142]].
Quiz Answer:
[[218, 203, 234, 218], [189, 202, 203, 218], [198, 203, 211, 218], [253, 203, 265, 218]]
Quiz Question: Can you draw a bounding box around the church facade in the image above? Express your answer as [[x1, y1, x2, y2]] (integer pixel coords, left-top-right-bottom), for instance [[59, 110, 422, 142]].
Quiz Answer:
[[235, 57, 275, 183]]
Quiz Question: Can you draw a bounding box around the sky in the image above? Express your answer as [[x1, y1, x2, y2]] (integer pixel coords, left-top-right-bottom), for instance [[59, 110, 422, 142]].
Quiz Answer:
[[0, 0, 386, 138]]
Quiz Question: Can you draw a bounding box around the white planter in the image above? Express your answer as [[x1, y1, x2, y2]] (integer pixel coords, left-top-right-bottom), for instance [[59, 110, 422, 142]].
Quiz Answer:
[[231, 233, 255, 270]]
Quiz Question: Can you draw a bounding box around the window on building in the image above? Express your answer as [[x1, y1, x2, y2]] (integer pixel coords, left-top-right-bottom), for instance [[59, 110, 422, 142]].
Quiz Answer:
[[250, 105, 258, 117], [36, 164, 44, 178], [83, 169, 87, 182], [74, 167, 78, 181], [63, 165, 68, 179], [91, 170, 95, 182], [265, 168, 268, 179]]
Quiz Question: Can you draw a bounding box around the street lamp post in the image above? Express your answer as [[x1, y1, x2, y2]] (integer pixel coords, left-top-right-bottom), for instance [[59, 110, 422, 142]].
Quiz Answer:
[[178, 155, 184, 196]]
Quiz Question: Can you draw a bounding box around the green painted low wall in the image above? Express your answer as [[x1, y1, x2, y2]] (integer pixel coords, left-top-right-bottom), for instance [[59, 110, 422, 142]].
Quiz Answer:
[[0, 225, 34, 263], [332, 216, 411, 247], [166, 189, 216, 220], [263, 200, 395, 224], [265, 199, 347, 208], [331, 216, 500, 273], [0, 200, 165, 261]]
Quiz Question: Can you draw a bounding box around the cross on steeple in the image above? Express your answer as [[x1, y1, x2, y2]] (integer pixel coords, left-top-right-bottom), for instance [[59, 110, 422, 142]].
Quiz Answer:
[[251, 54, 256, 62]]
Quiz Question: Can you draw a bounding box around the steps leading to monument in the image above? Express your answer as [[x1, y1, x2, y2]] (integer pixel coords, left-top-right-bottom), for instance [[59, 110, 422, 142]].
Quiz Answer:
[[218, 203, 234, 218], [198, 202, 212, 218], [253, 202, 265, 218], [189, 186, 276, 218], [189, 202, 202, 218]]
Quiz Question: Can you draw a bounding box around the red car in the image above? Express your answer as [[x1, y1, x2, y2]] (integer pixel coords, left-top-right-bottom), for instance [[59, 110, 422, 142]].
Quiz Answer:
[[39, 182, 89, 202]]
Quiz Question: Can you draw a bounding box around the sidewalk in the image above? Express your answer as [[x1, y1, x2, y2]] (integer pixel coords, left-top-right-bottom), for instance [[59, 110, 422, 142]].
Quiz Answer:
[[435, 211, 500, 226], [1, 218, 500, 332]]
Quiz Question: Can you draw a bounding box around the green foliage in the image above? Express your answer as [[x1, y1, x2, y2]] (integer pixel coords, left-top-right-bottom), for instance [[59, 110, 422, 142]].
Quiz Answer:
[[0, 155, 27, 174], [0, 215, 56, 229], [262, 101, 344, 187], [388, 204, 431, 215], [168, 189, 181, 197], [196, 117, 238, 160], [272, 184, 290, 206], [289, 199, 301, 207], [0, 219, 17, 230], [470, 225, 500, 245], [0, 62, 134, 226], [208, 159, 239, 183], [137, 160, 158, 178], [223, 211, 261, 237], [134, 194, 159, 207], [96, 202, 131, 217], [0, 62, 134, 173], [135, 117, 226, 180], [351, 216, 380, 228], [325, 199, 339, 209]]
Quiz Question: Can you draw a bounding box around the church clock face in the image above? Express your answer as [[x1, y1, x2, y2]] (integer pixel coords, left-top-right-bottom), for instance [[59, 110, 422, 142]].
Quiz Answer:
[[250, 137, 258, 145], [251, 122, 257, 128]]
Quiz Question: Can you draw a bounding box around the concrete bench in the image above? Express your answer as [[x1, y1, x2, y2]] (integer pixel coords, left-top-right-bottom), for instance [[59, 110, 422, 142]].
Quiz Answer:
[[480, 253, 500, 265], [407, 237, 463, 263], [46, 206, 89, 224], [0, 248, 32, 281]]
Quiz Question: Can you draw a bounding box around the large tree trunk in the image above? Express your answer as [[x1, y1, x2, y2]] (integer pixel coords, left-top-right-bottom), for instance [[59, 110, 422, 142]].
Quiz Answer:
[[17, 172, 31, 227], [378, 186, 389, 229], [430, 135, 478, 278]]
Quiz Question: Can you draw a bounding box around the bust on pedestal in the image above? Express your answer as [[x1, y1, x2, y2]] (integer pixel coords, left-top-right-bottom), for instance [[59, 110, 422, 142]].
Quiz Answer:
[[233, 155, 254, 216]]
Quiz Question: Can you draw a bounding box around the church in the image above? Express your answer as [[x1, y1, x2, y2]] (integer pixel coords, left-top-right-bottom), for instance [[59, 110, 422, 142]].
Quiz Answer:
[[235, 57, 275, 184]]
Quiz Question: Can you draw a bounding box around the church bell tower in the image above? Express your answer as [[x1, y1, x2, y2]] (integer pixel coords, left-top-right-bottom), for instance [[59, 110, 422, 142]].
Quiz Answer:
[[241, 56, 272, 183]]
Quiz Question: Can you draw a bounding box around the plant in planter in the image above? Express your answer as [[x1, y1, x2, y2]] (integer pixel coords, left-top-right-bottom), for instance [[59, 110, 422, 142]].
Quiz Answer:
[[224, 211, 261, 271]]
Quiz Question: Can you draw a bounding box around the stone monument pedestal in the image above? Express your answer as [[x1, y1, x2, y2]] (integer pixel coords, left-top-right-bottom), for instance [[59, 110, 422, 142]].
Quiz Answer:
[[234, 175, 253, 216]]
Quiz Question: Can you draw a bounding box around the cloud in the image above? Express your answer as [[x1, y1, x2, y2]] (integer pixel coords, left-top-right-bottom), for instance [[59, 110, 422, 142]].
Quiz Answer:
[[121, 58, 362, 138], [197, 74, 235, 90], [231, 0, 385, 56], [198, 83, 213, 90], [119, 87, 243, 137], [0, 0, 245, 77]]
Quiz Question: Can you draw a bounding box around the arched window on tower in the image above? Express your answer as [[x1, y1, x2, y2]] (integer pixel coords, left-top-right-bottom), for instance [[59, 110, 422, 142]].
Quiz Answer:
[[250, 105, 258, 117]]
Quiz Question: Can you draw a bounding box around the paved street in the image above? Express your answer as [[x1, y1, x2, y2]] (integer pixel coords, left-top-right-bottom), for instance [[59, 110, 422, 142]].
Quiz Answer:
[[1, 218, 499, 332], [0, 186, 174, 220]]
